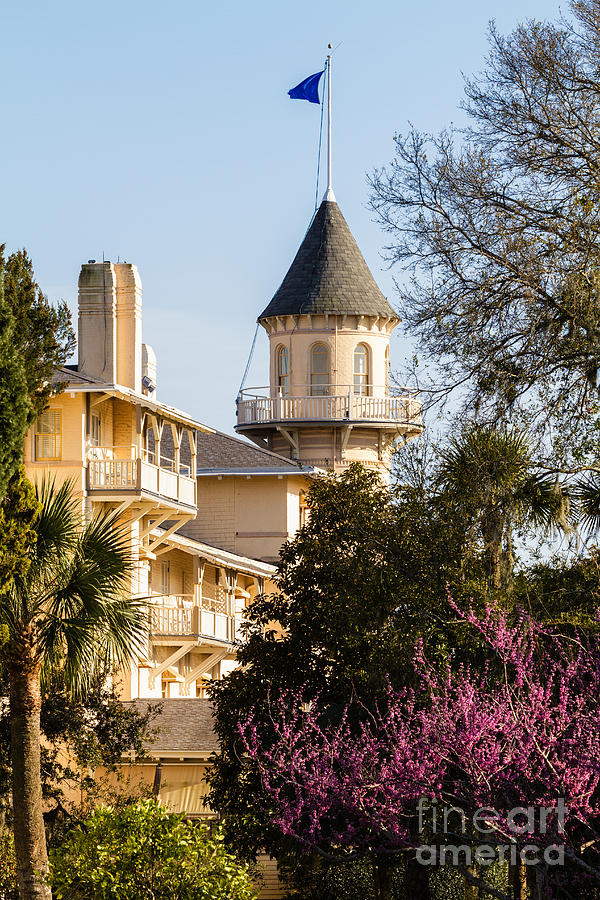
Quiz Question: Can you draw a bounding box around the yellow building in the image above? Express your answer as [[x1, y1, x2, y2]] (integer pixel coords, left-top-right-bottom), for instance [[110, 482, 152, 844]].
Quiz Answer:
[[24, 194, 422, 898], [24, 260, 314, 707]]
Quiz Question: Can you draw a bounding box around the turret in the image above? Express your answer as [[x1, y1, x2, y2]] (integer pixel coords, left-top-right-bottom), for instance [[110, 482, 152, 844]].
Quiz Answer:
[[236, 199, 422, 479]]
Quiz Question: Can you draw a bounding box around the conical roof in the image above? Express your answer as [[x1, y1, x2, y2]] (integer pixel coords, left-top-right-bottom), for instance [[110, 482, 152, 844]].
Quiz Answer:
[[258, 200, 397, 321]]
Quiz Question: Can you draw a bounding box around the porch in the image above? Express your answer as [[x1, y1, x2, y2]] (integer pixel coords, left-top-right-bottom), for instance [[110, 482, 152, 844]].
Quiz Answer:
[[149, 596, 244, 645], [87, 446, 196, 508]]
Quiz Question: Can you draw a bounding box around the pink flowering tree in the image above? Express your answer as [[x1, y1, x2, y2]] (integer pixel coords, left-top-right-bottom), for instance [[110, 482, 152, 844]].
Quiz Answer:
[[239, 604, 600, 900]]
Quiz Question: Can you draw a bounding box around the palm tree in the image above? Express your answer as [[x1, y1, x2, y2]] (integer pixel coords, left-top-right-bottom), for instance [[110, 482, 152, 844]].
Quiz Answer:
[[0, 476, 147, 900], [436, 426, 569, 589]]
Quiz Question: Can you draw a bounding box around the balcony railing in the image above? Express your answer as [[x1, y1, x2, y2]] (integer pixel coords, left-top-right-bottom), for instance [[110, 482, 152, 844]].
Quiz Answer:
[[236, 385, 422, 427], [149, 597, 243, 644], [87, 446, 196, 507]]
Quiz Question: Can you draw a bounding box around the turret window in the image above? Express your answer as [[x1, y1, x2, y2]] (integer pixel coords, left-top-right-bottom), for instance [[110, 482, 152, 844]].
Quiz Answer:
[[385, 345, 390, 390], [277, 345, 289, 396], [310, 343, 330, 396], [353, 344, 370, 396]]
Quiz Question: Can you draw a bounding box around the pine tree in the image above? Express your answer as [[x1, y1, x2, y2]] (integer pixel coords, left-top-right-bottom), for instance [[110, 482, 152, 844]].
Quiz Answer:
[[0, 246, 74, 499], [0, 267, 31, 500]]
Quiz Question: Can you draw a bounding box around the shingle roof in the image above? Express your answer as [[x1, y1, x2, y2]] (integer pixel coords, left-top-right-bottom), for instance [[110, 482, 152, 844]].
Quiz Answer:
[[123, 699, 218, 753], [52, 364, 102, 386], [194, 430, 302, 473], [258, 200, 397, 320]]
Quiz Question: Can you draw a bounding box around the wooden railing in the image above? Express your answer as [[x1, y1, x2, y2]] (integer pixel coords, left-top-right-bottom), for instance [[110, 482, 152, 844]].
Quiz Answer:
[[236, 385, 422, 426], [87, 447, 196, 507], [299, 457, 383, 470], [149, 599, 243, 644]]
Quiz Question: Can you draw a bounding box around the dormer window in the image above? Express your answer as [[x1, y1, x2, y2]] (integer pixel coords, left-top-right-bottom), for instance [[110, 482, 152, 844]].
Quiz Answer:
[[353, 344, 370, 396], [277, 345, 289, 396], [310, 343, 329, 396]]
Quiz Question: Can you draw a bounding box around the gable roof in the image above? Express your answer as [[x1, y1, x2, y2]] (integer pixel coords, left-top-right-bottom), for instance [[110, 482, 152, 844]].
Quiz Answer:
[[258, 200, 397, 320]]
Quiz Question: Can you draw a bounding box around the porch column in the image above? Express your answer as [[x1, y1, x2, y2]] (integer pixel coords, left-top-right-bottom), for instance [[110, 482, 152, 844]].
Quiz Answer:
[[193, 558, 205, 606], [224, 568, 237, 616], [172, 424, 183, 474], [188, 429, 197, 478]]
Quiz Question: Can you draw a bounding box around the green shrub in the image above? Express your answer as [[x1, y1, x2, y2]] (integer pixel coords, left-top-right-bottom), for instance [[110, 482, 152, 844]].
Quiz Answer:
[[0, 828, 18, 900], [281, 853, 503, 900], [49, 799, 258, 899]]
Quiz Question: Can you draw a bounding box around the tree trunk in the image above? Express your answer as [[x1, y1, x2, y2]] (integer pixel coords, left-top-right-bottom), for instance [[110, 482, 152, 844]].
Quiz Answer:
[[464, 866, 479, 900], [510, 858, 527, 900], [9, 661, 52, 900], [405, 850, 431, 900], [481, 509, 505, 590], [489, 543, 503, 590], [372, 854, 393, 900], [533, 866, 544, 900]]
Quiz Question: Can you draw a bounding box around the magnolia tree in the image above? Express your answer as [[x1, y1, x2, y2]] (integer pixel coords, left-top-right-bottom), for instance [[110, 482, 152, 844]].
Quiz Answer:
[[239, 604, 600, 900]]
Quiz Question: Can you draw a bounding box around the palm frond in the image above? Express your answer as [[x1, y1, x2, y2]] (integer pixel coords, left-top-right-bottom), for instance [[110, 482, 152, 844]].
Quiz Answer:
[[5, 479, 147, 694], [33, 477, 79, 566], [515, 474, 571, 533], [37, 509, 146, 692], [437, 425, 532, 499], [573, 472, 600, 535]]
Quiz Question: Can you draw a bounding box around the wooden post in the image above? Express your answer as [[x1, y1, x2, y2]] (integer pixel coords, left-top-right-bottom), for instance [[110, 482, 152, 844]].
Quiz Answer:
[[193, 558, 205, 606], [225, 568, 237, 616], [150, 415, 164, 467], [188, 429, 197, 479], [173, 424, 183, 474]]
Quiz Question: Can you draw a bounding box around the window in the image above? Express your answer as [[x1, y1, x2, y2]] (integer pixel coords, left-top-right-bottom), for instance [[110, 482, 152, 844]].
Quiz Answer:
[[385, 345, 390, 390], [299, 491, 309, 529], [160, 561, 170, 596], [89, 412, 101, 447], [353, 344, 370, 395], [35, 409, 62, 460], [310, 343, 329, 396], [277, 345, 289, 396]]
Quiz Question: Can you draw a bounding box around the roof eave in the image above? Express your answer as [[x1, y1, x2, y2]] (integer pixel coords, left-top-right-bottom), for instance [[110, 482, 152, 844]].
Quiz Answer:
[[258, 311, 400, 324], [151, 527, 277, 577], [196, 466, 316, 476], [50, 381, 214, 433]]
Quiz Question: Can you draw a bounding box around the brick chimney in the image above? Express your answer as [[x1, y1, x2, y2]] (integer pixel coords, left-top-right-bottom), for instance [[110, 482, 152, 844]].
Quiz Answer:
[[78, 261, 142, 392]]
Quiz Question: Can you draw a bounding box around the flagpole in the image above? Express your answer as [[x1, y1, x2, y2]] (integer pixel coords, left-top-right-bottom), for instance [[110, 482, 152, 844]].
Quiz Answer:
[[325, 44, 335, 202]]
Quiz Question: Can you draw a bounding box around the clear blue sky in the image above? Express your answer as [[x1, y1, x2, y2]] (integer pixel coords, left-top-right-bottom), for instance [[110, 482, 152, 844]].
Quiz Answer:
[[1, 0, 561, 434]]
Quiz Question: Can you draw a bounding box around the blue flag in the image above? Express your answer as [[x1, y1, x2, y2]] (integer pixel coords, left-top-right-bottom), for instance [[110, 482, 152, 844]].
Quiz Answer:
[[288, 70, 324, 104]]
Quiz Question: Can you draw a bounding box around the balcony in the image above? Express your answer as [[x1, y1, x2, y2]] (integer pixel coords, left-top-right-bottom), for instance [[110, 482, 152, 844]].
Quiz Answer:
[[149, 596, 244, 645], [236, 385, 422, 428], [86, 446, 196, 509]]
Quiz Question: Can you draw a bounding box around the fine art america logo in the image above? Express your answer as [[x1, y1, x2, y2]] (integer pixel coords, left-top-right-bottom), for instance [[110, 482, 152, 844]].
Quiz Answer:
[[416, 798, 568, 867]]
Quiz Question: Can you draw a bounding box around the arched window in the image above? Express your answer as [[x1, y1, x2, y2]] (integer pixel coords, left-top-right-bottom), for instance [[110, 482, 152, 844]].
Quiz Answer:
[[353, 344, 370, 396], [277, 345, 289, 395], [310, 343, 329, 396], [385, 345, 390, 390]]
